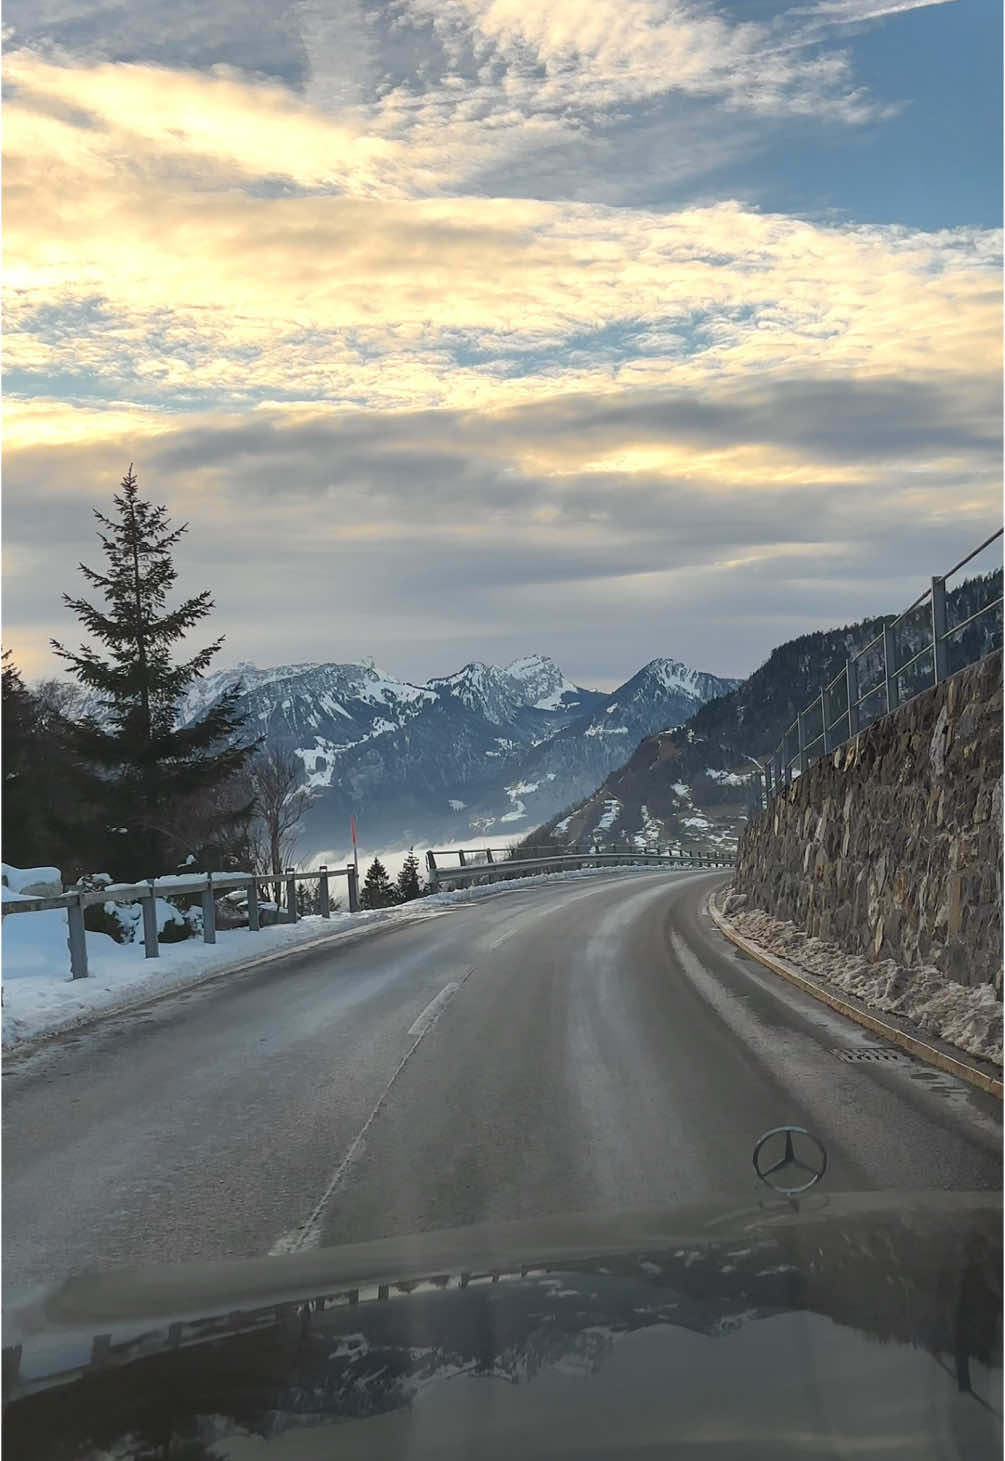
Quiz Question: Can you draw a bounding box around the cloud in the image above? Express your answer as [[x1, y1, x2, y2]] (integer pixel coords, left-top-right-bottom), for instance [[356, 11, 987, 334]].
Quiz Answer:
[[5, 66, 999, 417], [4, 377, 999, 684]]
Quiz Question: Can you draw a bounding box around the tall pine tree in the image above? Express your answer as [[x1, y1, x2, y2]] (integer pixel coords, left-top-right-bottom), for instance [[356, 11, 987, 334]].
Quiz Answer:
[[52, 467, 257, 876], [360, 857, 398, 909], [396, 849, 423, 902]]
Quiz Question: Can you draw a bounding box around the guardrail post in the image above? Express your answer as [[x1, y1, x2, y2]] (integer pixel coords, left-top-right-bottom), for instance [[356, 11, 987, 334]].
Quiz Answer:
[[931, 575, 949, 684], [67, 895, 89, 979], [347, 863, 360, 913], [797, 712, 808, 774], [319, 865, 330, 919], [247, 878, 260, 932], [201, 876, 216, 945], [485, 849, 494, 864], [457, 850, 466, 867], [285, 868, 297, 924], [141, 881, 159, 959], [882, 624, 898, 713], [846, 658, 860, 737]]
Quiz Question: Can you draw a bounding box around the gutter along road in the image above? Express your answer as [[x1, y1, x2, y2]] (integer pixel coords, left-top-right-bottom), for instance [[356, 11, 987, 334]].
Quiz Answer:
[[3, 871, 1001, 1301]]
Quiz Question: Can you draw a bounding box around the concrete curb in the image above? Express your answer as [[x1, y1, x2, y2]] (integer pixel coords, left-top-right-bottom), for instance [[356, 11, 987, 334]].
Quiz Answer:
[[707, 893, 1004, 1101]]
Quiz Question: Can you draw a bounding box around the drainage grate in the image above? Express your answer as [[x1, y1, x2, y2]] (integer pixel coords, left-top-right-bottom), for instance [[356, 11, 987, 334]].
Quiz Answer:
[[832, 1047, 911, 1064]]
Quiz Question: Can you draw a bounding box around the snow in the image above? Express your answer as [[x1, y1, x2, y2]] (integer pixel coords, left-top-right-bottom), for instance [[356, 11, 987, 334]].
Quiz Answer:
[[500, 800, 527, 822], [594, 798, 622, 833], [554, 814, 574, 834], [2, 865, 62, 896], [705, 769, 750, 786], [448, 799, 466, 811], [671, 782, 691, 798], [682, 815, 711, 829], [584, 722, 629, 737], [716, 892, 1003, 1067], [507, 780, 539, 797]]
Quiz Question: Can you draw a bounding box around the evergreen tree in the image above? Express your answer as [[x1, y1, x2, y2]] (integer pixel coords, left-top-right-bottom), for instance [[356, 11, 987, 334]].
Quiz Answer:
[[396, 848, 423, 902], [1, 651, 99, 874], [360, 856, 398, 909], [51, 467, 257, 877]]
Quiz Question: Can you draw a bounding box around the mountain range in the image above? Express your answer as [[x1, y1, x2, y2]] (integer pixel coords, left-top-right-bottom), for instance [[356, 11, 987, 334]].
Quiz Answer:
[[179, 653, 738, 856]]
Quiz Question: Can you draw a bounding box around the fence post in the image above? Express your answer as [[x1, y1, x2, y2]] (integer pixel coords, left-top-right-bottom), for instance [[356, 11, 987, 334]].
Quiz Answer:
[[763, 760, 773, 801], [931, 575, 949, 684], [846, 658, 860, 738], [247, 878, 260, 932], [457, 850, 467, 867], [201, 875, 216, 945], [485, 849, 494, 864], [882, 624, 898, 714], [319, 865, 330, 919], [286, 868, 297, 924], [797, 713, 808, 774], [67, 895, 89, 979], [141, 881, 159, 959], [820, 690, 830, 754], [347, 863, 360, 913]]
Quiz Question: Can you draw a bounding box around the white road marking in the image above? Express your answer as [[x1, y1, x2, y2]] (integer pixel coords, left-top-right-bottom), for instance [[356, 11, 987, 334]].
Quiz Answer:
[[407, 982, 461, 1036], [270, 967, 474, 1256]]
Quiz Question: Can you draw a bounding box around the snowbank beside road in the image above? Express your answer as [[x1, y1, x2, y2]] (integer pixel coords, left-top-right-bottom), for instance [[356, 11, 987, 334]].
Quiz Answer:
[[716, 889, 1003, 1068], [1, 862, 700, 1053]]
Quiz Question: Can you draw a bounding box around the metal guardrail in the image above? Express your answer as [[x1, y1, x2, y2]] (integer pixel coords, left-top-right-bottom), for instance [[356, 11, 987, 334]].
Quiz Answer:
[[0, 864, 360, 981], [425, 848, 733, 888], [755, 529, 1003, 809]]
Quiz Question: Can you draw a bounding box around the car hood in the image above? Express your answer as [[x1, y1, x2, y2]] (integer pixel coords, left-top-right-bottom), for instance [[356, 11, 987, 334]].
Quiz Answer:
[[4, 1191, 1003, 1459]]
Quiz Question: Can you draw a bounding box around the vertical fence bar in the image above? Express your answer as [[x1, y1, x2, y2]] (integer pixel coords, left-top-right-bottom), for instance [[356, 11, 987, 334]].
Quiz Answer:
[[319, 865, 330, 919], [820, 689, 830, 754], [67, 895, 89, 979], [931, 575, 949, 684], [141, 882, 159, 959], [846, 657, 860, 738], [485, 849, 494, 864], [882, 624, 898, 713], [285, 868, 297, 924], [247, 878, 260, 932], [201, 876, 216, 944], [797, 713, 808, 774], [457, 850, 467, 867], [347, 863, 360, 912]]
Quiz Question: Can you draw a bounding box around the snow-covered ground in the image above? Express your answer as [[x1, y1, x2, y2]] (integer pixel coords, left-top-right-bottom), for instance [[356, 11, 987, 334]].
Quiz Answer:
[[2, 860, 673, 1053], [716, 889, 1002, 1068]]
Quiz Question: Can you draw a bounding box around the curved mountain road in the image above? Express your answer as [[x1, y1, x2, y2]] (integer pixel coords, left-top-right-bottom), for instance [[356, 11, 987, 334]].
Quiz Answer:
[[3, 871, 1000, 1304]]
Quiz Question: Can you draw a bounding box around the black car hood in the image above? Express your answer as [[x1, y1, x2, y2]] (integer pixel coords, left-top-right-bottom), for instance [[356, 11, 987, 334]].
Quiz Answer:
[[4, 1192, 1002, 1459]]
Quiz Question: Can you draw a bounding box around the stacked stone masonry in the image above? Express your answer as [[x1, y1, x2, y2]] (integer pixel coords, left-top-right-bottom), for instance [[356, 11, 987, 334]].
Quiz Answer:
[[735, 650, 1003, 996]]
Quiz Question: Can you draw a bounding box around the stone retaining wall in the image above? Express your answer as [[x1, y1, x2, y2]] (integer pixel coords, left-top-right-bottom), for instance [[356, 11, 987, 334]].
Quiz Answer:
[[734, 650, 1002, 994]]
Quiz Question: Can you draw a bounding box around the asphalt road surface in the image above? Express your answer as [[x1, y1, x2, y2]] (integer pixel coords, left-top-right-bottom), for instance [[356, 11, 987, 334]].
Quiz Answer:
[[4, 871, 1001, 1304]]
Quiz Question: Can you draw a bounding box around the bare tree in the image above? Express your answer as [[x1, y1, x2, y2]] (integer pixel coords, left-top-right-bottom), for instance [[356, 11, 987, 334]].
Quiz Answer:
[[248, 746, 311, 901]]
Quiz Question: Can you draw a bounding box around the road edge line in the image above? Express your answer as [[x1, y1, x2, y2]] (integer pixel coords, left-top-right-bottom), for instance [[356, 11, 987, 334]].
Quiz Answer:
[[706, 893, 1003, 1101]]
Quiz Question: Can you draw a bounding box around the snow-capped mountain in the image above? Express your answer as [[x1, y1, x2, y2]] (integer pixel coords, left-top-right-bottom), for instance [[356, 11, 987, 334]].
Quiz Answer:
[[178, 651, 734, 854]]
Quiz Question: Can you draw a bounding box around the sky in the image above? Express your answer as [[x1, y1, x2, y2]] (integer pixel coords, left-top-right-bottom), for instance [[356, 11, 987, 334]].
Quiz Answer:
[[3, 0, 1002, 691]]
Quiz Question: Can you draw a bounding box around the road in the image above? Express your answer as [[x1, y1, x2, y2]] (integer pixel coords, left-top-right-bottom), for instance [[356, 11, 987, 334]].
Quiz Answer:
[[3, 870, 1001, 1304]]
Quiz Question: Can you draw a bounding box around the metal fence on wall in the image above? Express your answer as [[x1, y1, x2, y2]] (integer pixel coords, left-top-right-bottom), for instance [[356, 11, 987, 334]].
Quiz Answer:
[[752, 528, 1003, 813]]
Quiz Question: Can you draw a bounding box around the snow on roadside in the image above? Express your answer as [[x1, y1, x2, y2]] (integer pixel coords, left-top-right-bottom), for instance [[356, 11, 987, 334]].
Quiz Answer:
[[716, 890, 1003, 1068], [2, 863, 699, 1053]]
